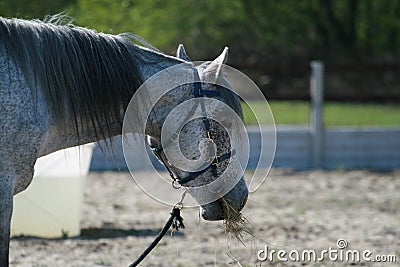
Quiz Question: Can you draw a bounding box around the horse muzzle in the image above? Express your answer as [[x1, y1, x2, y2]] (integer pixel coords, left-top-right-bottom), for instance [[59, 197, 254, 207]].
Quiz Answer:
[[200, 176, 248, 221]]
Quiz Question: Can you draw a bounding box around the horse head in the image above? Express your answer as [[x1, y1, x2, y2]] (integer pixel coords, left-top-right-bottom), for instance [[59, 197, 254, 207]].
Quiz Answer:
[[146, 45, 248, 221]]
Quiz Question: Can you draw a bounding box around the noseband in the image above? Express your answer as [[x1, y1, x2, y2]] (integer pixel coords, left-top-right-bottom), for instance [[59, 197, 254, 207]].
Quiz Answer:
[[151, 76, 235, 188]]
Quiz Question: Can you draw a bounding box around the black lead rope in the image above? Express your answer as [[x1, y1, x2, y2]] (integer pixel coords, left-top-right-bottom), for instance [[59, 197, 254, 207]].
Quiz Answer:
[[128, 207, 184, 267]]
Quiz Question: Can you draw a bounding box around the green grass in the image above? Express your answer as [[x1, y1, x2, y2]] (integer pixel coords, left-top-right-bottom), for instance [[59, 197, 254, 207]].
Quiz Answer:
[[242, 101, 400, 126]]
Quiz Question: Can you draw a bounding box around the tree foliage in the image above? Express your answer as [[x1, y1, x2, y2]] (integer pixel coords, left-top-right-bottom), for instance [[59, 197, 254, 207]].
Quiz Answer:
[[1, 0, 400, 64], [0, 0, 75, 19]]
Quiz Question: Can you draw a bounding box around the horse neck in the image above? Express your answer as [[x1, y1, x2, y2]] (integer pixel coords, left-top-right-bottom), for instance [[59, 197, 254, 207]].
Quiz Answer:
[[40, 46, 187, 156]]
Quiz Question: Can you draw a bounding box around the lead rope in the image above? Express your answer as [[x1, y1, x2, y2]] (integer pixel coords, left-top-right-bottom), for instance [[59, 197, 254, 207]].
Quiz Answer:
[[128, 192, 186, 267]]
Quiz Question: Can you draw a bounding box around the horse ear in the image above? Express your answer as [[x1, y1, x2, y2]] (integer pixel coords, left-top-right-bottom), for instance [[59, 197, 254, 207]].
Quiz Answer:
[[204, 46, 229, 80], [176, 44, 192, 61]]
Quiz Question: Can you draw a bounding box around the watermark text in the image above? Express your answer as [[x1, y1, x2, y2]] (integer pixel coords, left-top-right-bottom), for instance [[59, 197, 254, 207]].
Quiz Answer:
[[257, 239, 397, 264]]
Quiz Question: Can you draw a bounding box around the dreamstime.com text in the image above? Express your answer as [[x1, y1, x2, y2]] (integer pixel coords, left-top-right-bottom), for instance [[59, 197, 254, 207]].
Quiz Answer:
[[257, 239, 397, 264]]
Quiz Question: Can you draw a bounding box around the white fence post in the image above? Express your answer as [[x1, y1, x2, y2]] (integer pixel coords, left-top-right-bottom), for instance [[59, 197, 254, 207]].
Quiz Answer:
[[310, 61, 324, 168]]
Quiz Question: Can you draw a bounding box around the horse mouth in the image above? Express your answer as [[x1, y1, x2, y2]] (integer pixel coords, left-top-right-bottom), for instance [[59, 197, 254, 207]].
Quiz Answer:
[[200, 193, 248, 221], [200, 176, 249, 221], [200, 200, 224, 221]]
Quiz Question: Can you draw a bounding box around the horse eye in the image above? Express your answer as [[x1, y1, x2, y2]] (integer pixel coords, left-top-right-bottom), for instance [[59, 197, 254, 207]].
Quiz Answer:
[[146, 136, 159, 150], [149, 144, 157, 150]]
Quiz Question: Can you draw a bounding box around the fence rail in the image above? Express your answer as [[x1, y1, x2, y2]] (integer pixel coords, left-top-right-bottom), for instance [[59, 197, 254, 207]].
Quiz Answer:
[[90, 126, 400, 171]]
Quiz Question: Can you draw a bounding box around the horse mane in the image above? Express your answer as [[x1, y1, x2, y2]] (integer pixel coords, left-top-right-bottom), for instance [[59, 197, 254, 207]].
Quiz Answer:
[[0, 15, 144, 143]]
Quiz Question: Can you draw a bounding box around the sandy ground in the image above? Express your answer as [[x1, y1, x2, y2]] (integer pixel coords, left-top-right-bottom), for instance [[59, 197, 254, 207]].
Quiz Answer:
[[10, 169, 400, 267]]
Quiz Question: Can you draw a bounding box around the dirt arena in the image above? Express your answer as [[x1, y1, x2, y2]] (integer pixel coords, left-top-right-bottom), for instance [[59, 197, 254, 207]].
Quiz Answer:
[[10, 169, 400, 266]]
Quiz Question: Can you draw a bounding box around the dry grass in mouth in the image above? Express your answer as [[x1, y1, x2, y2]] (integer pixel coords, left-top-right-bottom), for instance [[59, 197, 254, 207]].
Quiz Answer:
[[220, 197, 253, 243], [221, 197, 257, 266]]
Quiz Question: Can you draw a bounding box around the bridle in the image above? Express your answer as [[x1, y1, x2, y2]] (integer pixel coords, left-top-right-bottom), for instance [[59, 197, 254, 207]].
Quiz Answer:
[[150, 72, 235, 188]]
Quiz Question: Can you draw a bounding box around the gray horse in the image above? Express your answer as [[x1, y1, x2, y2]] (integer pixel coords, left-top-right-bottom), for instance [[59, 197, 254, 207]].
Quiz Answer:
[[0, 17, 248, 265]]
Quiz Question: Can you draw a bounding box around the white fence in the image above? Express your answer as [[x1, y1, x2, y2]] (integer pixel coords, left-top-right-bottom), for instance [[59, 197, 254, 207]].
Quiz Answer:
[[273, 126, 400, 169], [90, 126, 400, 171]]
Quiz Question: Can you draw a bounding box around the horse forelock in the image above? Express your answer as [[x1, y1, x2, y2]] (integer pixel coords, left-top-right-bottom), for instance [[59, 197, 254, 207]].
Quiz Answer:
[[0, 16, 143, 143]]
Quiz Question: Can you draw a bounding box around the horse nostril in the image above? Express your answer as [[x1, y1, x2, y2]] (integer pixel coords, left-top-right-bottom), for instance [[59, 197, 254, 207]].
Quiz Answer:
[[241, 194, 248, 209]]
